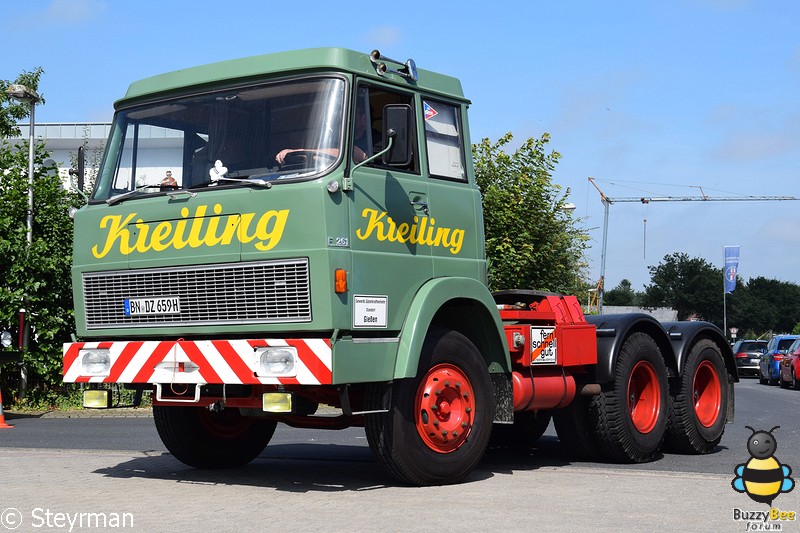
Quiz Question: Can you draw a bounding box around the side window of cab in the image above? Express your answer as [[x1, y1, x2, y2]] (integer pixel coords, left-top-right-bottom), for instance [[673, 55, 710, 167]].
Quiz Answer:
[[354, 84, 419, 174], [422, 99, 466, 181]]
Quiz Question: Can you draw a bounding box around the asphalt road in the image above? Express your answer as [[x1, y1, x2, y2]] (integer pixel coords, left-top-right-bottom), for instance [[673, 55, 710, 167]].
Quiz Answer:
[[1, 378, 798, 532]]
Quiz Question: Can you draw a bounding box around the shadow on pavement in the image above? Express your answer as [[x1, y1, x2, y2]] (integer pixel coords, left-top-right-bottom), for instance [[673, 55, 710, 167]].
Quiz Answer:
[[92, 438, 579, 491]]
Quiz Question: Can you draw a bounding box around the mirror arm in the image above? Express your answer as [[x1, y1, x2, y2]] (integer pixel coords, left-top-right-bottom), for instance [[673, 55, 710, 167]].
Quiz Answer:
[[342, 134, 394, 192]]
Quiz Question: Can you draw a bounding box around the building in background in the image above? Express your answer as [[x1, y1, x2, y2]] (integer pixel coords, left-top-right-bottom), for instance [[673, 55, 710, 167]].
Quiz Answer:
[[8, 122, 178, 191]]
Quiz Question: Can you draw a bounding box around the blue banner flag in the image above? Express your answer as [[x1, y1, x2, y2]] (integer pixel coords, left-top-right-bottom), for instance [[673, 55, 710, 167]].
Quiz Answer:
[[724, 246, 740, 294]]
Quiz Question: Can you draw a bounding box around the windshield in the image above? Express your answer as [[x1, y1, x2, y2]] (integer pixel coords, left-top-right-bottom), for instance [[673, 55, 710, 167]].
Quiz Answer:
[[92, 77, 346, 202]]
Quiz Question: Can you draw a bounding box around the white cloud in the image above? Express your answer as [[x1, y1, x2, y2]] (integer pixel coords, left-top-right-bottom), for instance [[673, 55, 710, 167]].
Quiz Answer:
[[43, 0, 105, 25], [708, 104, 800, 162], [365, 26, 401, 49]]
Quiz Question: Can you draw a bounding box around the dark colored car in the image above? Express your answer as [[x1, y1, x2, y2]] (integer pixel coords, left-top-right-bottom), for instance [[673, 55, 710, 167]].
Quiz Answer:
[[779, 338, 800, 389], [732, 339, 767, 377], [759, 334, 800, 385]]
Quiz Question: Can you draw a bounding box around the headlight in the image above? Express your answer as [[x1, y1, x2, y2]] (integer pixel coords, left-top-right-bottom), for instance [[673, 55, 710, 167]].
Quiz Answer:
[[0, 330, 11, 349], [255, 347, 297, 377], [80, 349, 111, 375]]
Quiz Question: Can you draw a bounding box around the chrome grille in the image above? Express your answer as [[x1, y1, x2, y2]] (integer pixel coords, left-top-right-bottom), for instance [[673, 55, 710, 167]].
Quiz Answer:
[[83, 259, 311, 329]]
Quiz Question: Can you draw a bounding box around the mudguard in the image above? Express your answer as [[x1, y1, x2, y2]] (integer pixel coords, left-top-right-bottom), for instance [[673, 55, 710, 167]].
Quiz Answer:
[[661, 320, 739, 382], [586, 314, 738, 386], [585, 313, 676, 384], [394, 277, 509, 379]]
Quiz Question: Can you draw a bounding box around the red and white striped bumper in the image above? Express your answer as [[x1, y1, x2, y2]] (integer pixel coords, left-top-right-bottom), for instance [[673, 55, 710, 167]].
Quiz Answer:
[[63, 339, 332, 385]]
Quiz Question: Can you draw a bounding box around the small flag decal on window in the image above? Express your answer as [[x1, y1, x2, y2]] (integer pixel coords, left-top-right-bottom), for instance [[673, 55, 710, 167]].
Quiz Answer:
[[424, 102, 438, 120]]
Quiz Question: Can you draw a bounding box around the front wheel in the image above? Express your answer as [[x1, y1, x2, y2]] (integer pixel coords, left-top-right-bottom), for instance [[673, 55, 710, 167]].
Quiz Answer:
[[154, 406, 276, 468], [590, 332, 668, 463], [364, 328, 494, 486], [665, 339, 728, 454]]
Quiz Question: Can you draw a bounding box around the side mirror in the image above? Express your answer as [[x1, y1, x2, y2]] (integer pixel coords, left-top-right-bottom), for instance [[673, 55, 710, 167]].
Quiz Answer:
[[382, 104, 412, 166], [69, 145, 85, 192]]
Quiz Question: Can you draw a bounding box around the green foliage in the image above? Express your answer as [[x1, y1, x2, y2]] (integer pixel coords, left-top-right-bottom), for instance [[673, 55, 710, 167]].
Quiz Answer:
[[793, 322, 800, 335], [641, 252, 721, 322], [473, 132, 589, 295], [640, 252, 800, 335], [730, 277, 800, 334], [604, 278, 641, 306], [0, 67, 45, 138], [1, 67, 79, 401]]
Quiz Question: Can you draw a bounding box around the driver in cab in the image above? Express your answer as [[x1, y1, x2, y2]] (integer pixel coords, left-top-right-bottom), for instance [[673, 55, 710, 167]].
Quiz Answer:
[[275, 106, 370, 165]]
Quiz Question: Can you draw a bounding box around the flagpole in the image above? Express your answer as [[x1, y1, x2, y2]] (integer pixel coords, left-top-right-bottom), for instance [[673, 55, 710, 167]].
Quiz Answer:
[[723, 246, 726, 338]]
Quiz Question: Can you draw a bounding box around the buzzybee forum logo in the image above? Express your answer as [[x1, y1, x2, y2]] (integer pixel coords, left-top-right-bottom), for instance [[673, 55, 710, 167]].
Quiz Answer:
[[732, 426, 795, 505]]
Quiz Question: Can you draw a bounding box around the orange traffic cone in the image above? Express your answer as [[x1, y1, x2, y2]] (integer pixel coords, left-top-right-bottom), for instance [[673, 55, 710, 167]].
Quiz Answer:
[[0, 388, 13, 429]]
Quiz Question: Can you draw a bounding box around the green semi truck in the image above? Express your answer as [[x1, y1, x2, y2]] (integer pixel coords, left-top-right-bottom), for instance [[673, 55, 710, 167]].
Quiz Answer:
[[63, 48, 736, 485]]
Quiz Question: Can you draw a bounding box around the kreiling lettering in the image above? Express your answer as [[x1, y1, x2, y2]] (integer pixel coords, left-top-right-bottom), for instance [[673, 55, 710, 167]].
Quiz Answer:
[[355, 208, 465, 254], [91, 204, 289, 258]]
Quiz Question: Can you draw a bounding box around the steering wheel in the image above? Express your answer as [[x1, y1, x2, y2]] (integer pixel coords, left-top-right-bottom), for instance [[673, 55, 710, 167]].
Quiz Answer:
[[281, 150, 337, 169]]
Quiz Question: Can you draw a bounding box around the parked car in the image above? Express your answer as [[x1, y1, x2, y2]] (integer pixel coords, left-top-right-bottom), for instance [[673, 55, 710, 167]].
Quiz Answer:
[[759, 334, 800, 385], [779, 337, 800, 389], [732, 339, 767, 377]]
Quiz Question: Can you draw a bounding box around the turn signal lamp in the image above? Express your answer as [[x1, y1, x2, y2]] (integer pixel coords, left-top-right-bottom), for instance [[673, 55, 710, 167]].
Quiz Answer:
[[334, 269, 347, 294], [83, 389, 112, 409], [263, 392, 292, 413]]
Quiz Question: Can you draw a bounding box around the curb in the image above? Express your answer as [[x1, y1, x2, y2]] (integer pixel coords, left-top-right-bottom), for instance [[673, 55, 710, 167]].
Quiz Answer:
[[6, 407, 154, 419]]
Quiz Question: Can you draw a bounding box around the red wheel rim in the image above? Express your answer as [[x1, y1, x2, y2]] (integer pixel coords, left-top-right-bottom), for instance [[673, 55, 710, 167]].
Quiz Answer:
[[415, 363, 475, 453], [627, 361, 661, 434], [693, 360, 721, 428]]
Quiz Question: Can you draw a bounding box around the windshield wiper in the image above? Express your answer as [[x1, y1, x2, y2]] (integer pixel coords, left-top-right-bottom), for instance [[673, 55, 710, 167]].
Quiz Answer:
[[214, 176, 272, 188], [106, 185, 157, 206]]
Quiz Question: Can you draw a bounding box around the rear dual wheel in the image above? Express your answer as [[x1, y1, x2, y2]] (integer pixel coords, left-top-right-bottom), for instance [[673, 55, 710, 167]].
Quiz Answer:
[[555, 332, 668, 463], [490, 410, 552, 449], [664, 339, 728, 454], [591, 332, 668, 462], [364, 328, 494, 486]]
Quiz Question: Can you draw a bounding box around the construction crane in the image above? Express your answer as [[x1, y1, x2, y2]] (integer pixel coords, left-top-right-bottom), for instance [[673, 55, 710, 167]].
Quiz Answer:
[[588, 177, 800, 313]]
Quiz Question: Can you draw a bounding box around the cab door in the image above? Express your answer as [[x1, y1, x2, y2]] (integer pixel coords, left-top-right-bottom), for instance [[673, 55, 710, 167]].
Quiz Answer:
[[348, 83, 431, 332], [420, 97, 484, 281]]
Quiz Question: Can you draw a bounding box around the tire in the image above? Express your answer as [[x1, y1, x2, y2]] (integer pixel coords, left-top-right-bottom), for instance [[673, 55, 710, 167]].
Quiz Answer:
[[364, 328, 494, 486], [793, 368, 800, 391], [665, 339, 728, 454], [590, 332, 668, 463], [779, 372, 790, 389], [153, 405, 276, 468], [553, 395, 601, 461], [759, 372, 768, 385], [489, 410, 552, 449]]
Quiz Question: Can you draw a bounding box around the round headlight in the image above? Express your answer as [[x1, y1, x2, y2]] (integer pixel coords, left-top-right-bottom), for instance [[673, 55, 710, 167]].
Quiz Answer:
[[81, 349, 111, 375], [258, 348, 296, 375]]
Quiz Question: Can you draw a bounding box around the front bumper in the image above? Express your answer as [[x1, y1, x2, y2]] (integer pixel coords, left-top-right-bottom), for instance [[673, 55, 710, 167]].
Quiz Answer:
[[63, 338, 333, 385]]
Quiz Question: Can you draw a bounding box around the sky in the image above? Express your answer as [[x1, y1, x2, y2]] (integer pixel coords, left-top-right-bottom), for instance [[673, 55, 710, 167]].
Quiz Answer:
[[3, 0, 800, 294]]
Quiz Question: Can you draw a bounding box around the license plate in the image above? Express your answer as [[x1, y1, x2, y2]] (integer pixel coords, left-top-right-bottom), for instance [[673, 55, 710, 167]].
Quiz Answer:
[[124, 297, 181, 316], [750, 358, 759, 364]]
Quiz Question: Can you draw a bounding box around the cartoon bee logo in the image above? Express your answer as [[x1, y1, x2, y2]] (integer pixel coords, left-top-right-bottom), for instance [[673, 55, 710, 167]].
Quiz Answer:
[[732, 426, 795, 505]]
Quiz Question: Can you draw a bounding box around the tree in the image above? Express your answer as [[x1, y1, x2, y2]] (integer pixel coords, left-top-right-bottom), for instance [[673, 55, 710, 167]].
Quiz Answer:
[[0, 68, 45, 138], [604, 278, 641, 306], [473, 132, 589, 295], [1, 68, 78, 402], [642, 252, 721, 323]]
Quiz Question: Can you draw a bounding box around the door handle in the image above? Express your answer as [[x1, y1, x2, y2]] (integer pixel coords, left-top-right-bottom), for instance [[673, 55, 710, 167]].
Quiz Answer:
[[410, 201, 429, 215]]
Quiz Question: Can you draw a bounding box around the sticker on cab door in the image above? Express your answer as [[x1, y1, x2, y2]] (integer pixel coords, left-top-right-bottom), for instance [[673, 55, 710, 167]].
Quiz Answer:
[[354, 295, 388, 328]]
